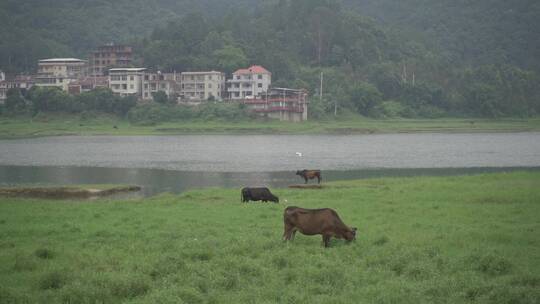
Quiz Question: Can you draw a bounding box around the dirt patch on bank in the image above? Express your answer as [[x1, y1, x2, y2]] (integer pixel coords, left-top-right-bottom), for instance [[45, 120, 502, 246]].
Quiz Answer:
[[0, 186, 141, 199], [288, 184, 324, 189]]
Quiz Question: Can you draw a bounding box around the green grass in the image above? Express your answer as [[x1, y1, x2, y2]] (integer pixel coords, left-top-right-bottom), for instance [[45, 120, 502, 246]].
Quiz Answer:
[[1, 172, 539, 303], [1, 113, 539, 139]]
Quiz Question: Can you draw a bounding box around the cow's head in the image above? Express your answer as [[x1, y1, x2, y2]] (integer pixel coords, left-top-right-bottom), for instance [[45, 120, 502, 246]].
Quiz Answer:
[[345, 227, 357, 241], [295, 170, 301, 175]]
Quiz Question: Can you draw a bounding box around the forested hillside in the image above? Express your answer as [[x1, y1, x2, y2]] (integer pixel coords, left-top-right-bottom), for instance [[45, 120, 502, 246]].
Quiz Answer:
[[1, 0, 539, 118], [0, 0, 260, 72], [346, 0, 540, 72]]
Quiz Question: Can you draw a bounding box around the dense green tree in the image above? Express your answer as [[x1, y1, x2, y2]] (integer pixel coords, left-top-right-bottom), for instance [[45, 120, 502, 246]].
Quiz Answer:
[[151, 91, 169, 104], [27, 87, 72, 113], [4, 88, 28, 114], [349, 82, 383, 117], [213, 46, 248, 74]]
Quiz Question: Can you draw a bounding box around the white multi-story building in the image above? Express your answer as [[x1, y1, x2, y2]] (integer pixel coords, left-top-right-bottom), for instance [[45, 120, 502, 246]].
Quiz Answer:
[[108, 68, 146, 97], [35, 58, 87, 91], [0, 75, 35, 104], [142, 72, 178, 101], [180, 71, 225, 101], [227, 65, 271, 100]]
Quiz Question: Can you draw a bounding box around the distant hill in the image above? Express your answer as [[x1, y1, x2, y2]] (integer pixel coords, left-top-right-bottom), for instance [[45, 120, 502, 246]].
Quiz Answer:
[[344, 0, 540, 72], [0, 0, 262, 72]]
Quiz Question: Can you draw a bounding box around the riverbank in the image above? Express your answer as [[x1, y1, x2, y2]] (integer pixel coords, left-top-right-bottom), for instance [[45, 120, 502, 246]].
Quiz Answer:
[[1, 171, 538, 303], [0, 184, 141, 199], [1, 113, 539, 139]]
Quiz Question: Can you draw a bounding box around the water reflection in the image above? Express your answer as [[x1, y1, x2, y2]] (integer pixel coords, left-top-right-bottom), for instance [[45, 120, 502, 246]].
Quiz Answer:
[[1, 165, 538, 196]]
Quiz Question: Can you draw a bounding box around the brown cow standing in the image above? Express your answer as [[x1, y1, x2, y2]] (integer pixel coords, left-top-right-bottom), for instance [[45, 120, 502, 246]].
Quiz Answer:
[[296, 169, 322, 184], [283, 206, 357, 247]]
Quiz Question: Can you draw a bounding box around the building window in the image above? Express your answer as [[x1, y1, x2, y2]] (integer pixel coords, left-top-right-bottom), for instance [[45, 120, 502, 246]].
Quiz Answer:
[[122, 84, 127, 90], [130, 84, 134, 89], [258, 74, 262, 79], [122, 76, 127, 81], [258, 83, 263, 88], [236, 75, 240, 80]]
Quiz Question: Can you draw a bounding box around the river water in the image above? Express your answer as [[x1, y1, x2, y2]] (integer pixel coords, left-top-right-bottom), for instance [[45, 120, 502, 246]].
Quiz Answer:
[[0, 133, 539, 195]]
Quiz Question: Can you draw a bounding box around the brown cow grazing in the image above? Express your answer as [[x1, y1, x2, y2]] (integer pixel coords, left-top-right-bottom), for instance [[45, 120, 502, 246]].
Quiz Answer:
[[283, 206, 357, 247], [296, 169, 322, 184]]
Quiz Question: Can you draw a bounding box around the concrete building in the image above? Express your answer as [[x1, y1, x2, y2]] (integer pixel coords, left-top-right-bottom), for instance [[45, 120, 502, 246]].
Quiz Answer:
[[0, 75, 35, 104], [108, 68, 146, 97], [180, 71, 225, 101], [227, 65, 271, 100], [89, 44, 133, 76], [68, 76, 108, 95], [243, 87, 309, 122], [35, 58, 87, 91], [142, 72, 178, 101]]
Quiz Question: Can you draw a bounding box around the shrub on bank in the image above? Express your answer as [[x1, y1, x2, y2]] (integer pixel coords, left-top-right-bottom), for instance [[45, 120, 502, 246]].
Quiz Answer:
[[127, 103, 250, 125]]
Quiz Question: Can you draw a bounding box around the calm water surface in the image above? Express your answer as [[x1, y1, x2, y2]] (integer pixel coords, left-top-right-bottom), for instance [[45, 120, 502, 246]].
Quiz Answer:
[[0, 133, 539, 195]]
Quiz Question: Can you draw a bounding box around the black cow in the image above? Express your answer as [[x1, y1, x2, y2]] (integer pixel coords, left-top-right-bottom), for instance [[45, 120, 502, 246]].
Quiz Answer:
[[296, 169, 322, 184], [241, 187, 279, 203]]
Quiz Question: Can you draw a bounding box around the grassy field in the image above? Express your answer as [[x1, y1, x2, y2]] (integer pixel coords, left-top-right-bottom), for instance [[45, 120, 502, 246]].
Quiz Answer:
[[1, 113, 539, 139], [1, 172, 539, 303]]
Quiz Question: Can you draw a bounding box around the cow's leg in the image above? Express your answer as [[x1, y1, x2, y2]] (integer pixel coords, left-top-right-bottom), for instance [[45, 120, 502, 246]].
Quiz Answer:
[[322, 235, 331, 247], [304, 177, 308, 184], [291, 229, 297, 240], [317, 175, 321, 184], [283, 224, 294, 241]]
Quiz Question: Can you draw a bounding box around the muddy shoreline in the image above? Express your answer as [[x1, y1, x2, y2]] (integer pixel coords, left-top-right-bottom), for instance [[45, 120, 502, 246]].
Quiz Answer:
[[0, 185, 141, 199]]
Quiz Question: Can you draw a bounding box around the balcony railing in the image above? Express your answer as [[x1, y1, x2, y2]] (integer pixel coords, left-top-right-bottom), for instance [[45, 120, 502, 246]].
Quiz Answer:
[[252, 106, 304, 113]]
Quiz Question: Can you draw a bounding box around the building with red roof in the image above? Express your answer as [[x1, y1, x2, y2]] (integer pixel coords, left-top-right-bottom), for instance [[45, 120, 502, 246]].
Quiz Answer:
[[227, 65, 271, 100]]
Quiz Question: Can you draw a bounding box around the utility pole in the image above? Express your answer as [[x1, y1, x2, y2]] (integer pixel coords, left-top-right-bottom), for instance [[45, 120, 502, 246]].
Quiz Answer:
[[319, 71, 323, 104]]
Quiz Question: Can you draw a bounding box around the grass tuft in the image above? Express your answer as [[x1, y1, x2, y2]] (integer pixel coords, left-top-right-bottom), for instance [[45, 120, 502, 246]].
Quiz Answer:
[[13, 255, 37, 272], [468, 252, 514, 276], [39, 270, 67, 290], [34, 248, 54, 259], [110, 275, 151, 299]]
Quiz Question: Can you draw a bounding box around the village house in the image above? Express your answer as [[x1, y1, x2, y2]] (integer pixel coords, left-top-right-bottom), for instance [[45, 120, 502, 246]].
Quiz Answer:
[[243, 87, 309, 122], [227, 65, 271, 100], [108, 68, 146, 97], [35, 58, 87, 92], [0, 75, 35, 104], [180, 71, 225, 102], [68, 76, 108, 95], [89, 44, 133, 77], [142, 71, 177, 101]]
